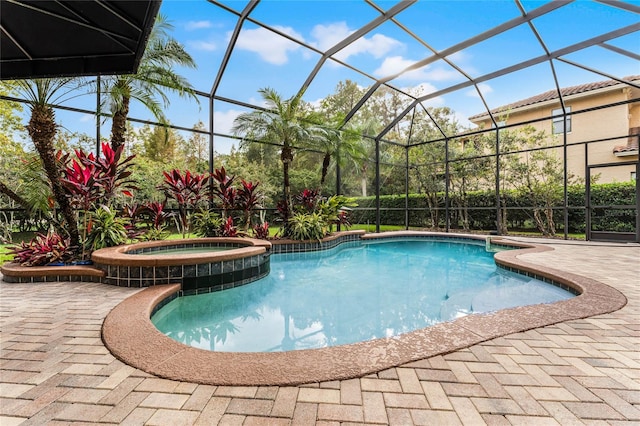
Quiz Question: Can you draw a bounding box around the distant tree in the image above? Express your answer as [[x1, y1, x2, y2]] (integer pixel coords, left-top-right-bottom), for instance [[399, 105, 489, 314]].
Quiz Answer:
[[501, 126, 571, 236], [141, 124, 183, 163], [319, 80, 365, 117], [184, 121, 208, 172]]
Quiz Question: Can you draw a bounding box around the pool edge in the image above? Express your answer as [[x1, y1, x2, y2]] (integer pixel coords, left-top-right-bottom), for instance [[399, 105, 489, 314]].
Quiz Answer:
[[101, 233, 628, 386]]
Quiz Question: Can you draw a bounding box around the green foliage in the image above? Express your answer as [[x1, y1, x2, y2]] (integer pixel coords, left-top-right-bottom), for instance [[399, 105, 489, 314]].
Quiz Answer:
[[139, 227, 170, 241], [317, 195, 357, 233], [137, 226, 170, 241], [0, 245, 13, 263], [142, 125, 184, 162], [192, 210, 223, 237], [288, 212, 325, 241], [351, 181, 635, 234], [85, 206, 128, 252]]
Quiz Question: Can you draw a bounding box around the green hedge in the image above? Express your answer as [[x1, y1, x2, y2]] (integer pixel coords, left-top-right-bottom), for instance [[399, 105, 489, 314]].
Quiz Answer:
[[350, 181, 636, 233]]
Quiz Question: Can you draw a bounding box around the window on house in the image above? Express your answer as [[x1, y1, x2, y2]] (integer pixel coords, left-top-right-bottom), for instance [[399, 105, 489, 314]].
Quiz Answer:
[[632, 171, 637, 182], [552, 107, 571, 134]]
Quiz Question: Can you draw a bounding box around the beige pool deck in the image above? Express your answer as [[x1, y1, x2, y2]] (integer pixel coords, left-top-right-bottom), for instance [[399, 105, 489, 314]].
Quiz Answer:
[[1, 236, 639, 425]]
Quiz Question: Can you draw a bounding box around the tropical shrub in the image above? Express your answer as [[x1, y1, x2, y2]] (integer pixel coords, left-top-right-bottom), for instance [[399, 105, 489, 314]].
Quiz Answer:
[[278, 190, 356, 239], [317, 195, 356, 233], [220, 216, 238, 237], [61, 143, 136, 209], [192, 210, 223, 237], [160, 169, 208, 237], [211, 166, 236, 219], [252, 221, 270, 240], [288, 212, 324, 241], [84, 205, 128, 251], [237, 179, 261, 230], [9, 231, 74, 266]]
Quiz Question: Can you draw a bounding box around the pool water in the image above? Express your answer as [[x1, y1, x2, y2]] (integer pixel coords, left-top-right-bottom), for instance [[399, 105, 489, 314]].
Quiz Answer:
[[151, 240, 574, 352]]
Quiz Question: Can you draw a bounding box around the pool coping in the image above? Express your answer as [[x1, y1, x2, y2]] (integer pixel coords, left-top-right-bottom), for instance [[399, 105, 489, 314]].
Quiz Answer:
[[92, 237, 272, 267], [101, 231, 628, 386]]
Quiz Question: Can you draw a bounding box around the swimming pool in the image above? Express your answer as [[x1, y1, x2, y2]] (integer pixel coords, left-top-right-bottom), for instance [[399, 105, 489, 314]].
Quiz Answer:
[[151, 239, 575, 352]]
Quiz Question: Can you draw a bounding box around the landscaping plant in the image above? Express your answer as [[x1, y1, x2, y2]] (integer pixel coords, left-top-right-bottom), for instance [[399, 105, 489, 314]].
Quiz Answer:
[[237, 179, 261, 231], [9, 231, 74, 266], [192, 210, 223, 237], [220, 216, 238, 237], [252, 221, 270, 240], [210, 166, 236, 219], [288, 212, 325, 241], [160, 169, 208, 238], [61, 142, 136, 258], [84, 205, 128, 251]]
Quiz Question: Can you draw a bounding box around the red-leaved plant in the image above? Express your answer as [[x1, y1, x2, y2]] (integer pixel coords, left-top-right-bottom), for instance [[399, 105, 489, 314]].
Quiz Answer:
[[9, 231, 74, 266], [160, 169, 208, 238], [295, 188, 320, 212], [220, 216, 238, 237], [60, 143, 137, 258], [210, 166, 236, 219], [252, 221, 270, 240], [61, 143, 136, 210], [237, 179, 261, 230]]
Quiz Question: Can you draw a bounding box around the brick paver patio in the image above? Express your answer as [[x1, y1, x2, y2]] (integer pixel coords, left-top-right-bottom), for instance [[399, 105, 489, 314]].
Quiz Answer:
[[1, 237, 638, 425]]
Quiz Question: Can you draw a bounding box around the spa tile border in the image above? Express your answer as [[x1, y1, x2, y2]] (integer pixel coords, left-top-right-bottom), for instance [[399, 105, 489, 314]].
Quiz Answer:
[[92, 237, 271, 289], [102, 232, 627, 386]]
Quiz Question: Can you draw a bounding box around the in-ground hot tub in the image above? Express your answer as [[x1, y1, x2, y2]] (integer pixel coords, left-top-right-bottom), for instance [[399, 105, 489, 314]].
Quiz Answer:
[[92, 238, 271, 294]]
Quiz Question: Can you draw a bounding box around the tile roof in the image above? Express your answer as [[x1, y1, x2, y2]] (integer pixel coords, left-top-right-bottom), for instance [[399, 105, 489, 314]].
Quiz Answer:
[[613, 126, 640, 154], [469, 75, 640, 121]]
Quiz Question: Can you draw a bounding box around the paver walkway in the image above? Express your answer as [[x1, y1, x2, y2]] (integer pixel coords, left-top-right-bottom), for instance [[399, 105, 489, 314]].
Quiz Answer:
[[1, 238, 639, 425]]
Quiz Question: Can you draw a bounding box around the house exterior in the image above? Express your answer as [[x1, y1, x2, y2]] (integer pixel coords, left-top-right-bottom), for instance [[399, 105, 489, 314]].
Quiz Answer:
[[469, 76, 639, 183]]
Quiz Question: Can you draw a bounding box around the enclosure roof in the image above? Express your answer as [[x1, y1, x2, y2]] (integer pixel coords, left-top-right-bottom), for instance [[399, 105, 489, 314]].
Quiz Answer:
[[469, 75, 640, 122], [0, 0, 161, 80]]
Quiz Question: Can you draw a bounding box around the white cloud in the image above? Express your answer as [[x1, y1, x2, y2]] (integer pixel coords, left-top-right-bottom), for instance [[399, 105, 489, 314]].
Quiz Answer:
[[375, 56, 460, 81], [466, 83, 493, 98], [235, 26, 304, 65], [187, 39, 217, 51], [336, 33, 402, 61], [214, 109, 242, 134], [185, 20, 212, 31], [310, 22, 351, 51], [79, 114, 94, 123], [309, 21, 402, 62]]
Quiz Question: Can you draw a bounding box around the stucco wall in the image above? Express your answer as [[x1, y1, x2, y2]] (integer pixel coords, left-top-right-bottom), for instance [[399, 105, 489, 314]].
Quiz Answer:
[[472, 86, 638, 183]]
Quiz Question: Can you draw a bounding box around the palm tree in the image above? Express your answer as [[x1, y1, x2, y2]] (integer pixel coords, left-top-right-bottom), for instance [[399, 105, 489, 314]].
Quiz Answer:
[[11, 79, 81, 247], [304, 114, 367, 194], [101, 14, 197, 150], [231, 88, 326, 223]]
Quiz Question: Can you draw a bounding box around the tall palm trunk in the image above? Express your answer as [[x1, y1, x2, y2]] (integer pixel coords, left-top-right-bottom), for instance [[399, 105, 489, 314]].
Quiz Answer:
[[26, 104, 80, 248], [320, 153, 331, 187], [111, 94, 130, 150], [281, 144, 294, 221]]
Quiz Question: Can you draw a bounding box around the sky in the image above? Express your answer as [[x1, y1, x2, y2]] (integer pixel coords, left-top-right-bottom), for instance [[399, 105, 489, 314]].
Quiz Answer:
[[32, 0, 640, 154]]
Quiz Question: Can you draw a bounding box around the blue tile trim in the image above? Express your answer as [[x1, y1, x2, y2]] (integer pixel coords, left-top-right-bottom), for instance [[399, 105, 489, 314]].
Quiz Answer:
[[496, 263, 580, 295]]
